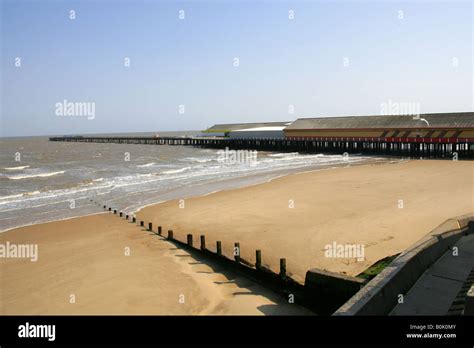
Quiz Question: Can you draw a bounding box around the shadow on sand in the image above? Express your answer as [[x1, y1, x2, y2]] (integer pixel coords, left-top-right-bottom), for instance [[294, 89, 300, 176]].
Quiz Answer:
[[152, 235, 314, 315]]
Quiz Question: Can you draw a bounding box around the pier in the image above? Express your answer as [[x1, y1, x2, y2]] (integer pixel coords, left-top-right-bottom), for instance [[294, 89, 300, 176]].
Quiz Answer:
[[49, 135, 474, 158]]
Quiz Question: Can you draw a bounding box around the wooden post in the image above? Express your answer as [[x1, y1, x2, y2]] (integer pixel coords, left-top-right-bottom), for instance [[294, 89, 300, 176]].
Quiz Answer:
[[158, 226, 162, 235], [280, 258, 287, 279], [148, 222, 153, 231], [187, 234, 193, 247], [132, 217, 136, 223], [168, 230, 173, 240], [108, 207, 111, 212], [126, 214, 129, 220], [465, 284, 474, 315], [103, 205, 106, 209], [200, 235, 206, 250], [119, 212, 123, 217], [234, 242, 240, 262], [140, 221, 144, 227], [468, 221, 474, 234], [114, 209, 117, 214], [216, 241, 222, 256], [256, 250, 262, 269]]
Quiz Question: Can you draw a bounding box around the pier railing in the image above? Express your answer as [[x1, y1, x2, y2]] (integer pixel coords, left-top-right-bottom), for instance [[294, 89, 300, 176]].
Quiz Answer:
[[49, 136, 474, 158]]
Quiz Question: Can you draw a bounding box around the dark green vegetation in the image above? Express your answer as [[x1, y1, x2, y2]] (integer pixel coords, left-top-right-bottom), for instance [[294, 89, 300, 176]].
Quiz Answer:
[[356, 254, 400, 281]]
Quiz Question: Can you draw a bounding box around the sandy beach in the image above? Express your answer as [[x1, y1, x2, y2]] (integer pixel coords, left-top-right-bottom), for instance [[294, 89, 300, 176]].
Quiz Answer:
[[137, 159, 474, 282], [0, 214, 310, 315], [1, 159, 472, 314]]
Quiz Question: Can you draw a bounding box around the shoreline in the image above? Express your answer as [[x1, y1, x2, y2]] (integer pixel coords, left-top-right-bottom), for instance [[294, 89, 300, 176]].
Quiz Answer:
[[1, 154, 390, 233], [104, 157, 396, 227], [0, 211, 107, 234]]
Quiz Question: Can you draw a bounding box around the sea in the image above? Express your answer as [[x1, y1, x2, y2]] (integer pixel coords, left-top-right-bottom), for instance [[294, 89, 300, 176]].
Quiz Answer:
[[0, 132, 392, 232]]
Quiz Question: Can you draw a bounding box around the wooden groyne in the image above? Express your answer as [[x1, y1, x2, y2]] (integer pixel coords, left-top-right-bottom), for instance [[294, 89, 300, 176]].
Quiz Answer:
[[89, 198, 367, 314], [50, 136, 474, 158]]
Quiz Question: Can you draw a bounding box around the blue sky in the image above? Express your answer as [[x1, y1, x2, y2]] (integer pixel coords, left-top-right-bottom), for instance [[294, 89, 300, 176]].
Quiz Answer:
[[1, 0, 472, 136]]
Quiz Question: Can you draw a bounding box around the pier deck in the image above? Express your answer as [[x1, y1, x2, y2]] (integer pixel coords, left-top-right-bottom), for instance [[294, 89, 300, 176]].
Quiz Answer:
[[49, 136, 474, 158]]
